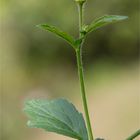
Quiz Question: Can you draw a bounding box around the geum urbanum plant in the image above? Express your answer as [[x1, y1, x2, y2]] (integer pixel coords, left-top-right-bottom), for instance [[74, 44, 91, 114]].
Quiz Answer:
[[24, 0, 140, 140]]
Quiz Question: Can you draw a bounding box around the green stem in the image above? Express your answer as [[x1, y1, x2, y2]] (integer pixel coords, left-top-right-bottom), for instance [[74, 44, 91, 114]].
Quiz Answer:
[[78, 3, 83, 33], [126, 129, 140, 140], [76, 48, 94, 140], [76, 3, 94, 140]]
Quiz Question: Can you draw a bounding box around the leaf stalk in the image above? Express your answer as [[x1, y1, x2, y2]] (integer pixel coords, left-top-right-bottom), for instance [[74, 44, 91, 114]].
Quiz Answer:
[[126, 129, 140, 140]]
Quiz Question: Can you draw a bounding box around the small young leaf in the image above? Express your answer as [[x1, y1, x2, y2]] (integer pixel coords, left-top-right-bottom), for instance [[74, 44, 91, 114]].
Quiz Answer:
[[85, 15, 128, 34], [24, 98, 88, 140], [37, 24, 76, 49], [74, 38, 83, 47]]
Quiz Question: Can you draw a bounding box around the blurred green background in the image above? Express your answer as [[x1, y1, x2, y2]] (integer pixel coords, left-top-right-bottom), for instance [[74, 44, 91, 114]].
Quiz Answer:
[[0, 0, 139, 140]]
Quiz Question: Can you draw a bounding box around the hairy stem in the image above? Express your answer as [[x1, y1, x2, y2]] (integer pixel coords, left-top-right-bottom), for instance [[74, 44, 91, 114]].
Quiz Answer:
[[126, 129, 140, 140], [76, 3, 94, 140]]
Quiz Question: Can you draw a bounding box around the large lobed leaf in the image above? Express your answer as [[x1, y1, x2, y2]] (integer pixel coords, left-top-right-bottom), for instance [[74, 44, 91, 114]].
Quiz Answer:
[[84, 15, 128, 34], [37, 24, 76, 48], [24, 98, 88, 140]]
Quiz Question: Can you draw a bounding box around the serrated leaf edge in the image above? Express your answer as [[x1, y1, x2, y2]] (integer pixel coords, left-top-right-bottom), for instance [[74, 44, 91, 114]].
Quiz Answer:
[[24, 99, 86, 140]]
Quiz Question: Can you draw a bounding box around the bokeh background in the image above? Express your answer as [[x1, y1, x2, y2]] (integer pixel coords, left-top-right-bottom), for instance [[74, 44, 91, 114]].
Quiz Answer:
[[0, 0, 139, 140]]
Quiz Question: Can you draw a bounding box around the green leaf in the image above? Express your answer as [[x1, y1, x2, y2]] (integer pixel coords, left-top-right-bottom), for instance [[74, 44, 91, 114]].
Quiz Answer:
[[37, 24, 76, 49], [84, 15, 128, 34], [24, 98, 88, 140]]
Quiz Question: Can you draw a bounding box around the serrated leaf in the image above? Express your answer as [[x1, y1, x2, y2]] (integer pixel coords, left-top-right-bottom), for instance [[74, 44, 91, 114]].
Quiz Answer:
[[37, 24, 76, 49], [24, 98, 88, 140], [85, 15, 128, 33]]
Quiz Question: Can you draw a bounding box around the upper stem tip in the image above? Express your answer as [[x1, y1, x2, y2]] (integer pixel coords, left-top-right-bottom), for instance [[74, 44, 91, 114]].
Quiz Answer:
[[75, 0, 86, 5]]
